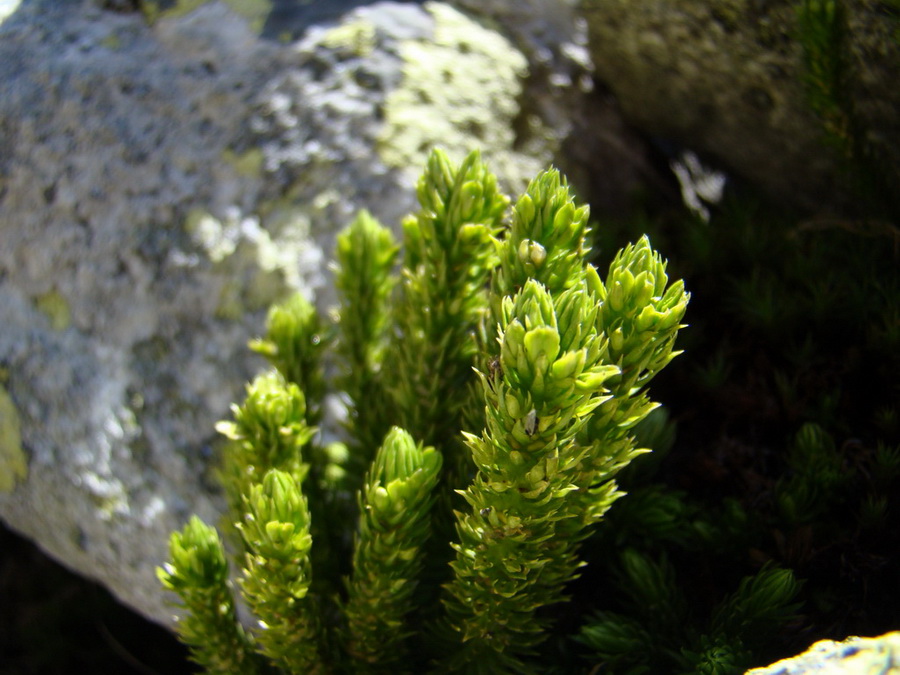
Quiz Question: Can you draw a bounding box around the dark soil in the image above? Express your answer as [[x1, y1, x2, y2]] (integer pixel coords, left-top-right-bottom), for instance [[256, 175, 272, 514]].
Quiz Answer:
[[0, 522, 194, 675]]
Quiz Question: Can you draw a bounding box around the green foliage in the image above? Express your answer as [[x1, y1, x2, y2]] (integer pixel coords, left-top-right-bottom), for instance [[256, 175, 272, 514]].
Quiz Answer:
[[157, 517, 259, 675], [776, 423, 851, 527], [795, 0, 900, 216], [332, 210, 399, 465], [796, 0, 850, 156], [492, 167, 590, 300], [343, 427, 442, 667], [577, 553, 801, 675], [443, 279, 621, 670], [159, 149, 689, 673], [588, 169, 900, 671], [239, 470, 321, 672], [580, 237, 688, 499], [249, 293, 327, 424], [386, 150, 507, 456], [215, 371, 315, 527], [438, 170, 687, 670]]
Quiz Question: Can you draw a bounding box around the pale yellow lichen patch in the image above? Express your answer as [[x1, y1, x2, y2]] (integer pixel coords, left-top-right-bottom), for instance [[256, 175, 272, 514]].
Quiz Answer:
[[143, 0, 271, 33], [321, 19, 377, 57], [251, 208, 310, 290], [222, 147, 264, 178], [0, 385, 27, 493], [185, 208, 238, 263], [185, 205, 319, 317], [34, 289, 71, 331], [378, 2, 547, 189]]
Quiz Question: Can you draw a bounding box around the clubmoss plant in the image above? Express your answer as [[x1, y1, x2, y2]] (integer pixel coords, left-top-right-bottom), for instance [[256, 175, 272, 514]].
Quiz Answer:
[[342, 427, 442, 667], [577, 551, 801, 675], [331, 210, 399, 470], [158, 149, 689, 673], [385, 149, 507, 458], [442, 278, 621, 671], [215, 371, 315, 531], [239, 469, 321, 673], [249, 293, 327, 425], [795, 0, 900, 216], [157, 516, 259, 675], [796, 0, 852, 159], [585, 170, 900, 671]]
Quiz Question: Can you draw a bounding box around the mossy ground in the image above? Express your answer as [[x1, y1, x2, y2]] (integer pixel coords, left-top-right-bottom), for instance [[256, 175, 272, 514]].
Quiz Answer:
[[569, 181, 900, 672]]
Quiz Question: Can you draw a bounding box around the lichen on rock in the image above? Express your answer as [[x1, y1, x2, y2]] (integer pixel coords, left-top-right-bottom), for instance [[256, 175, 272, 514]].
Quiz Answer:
[[33, 289, 71, 332], [320, 17, 377, 57], [0, 384, 27, 493], [378, 2, 552, 191], [185, 204, 325, 318], [143, 0, 272, 33]]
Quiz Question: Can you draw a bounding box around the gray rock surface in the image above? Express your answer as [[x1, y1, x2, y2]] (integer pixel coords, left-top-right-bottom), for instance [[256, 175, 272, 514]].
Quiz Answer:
[[580, 0, 900, 212], [745, 631, 900, 675], [457, 0, 676, 215], [0, 0, 580, 625]]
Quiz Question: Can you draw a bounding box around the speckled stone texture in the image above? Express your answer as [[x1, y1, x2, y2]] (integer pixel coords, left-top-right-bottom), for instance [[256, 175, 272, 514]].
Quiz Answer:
[[0, 0, 618, 626]]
